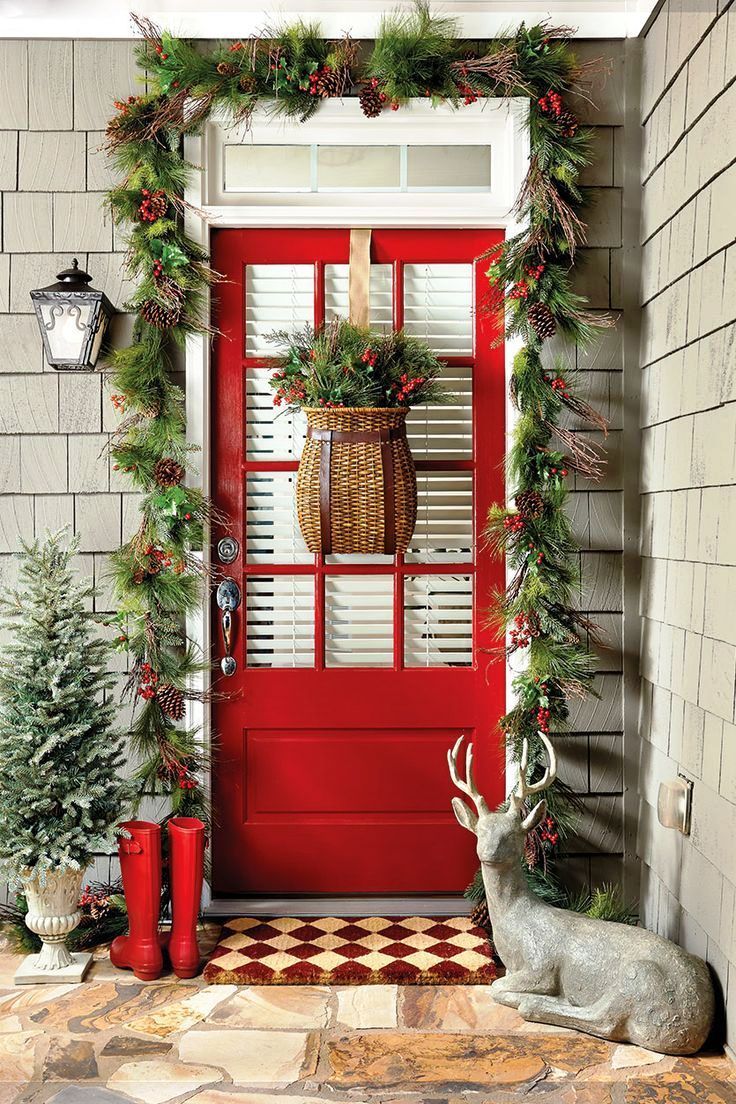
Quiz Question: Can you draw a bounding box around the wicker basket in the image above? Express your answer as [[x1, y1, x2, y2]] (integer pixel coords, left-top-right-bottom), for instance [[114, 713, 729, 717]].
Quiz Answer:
[[297, 407, 417, 555]]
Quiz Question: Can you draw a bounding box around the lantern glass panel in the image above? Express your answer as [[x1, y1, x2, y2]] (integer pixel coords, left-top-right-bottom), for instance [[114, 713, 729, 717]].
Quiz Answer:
[[38, 299, 94, 363]]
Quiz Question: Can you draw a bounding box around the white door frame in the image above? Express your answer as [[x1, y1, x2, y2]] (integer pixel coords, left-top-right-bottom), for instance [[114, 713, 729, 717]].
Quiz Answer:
[[183, 98, 528, 916]]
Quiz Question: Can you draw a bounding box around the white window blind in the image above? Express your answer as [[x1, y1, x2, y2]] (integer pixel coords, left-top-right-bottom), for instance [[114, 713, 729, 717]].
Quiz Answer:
[[407, 473, 473, 563], [245, 264, 313, 357], [325, 575, 394, 667], [246, 473, 310, 564], [405, 575, 473, 667], [324, 264, 393, 330], [246, 576, 315, 668]]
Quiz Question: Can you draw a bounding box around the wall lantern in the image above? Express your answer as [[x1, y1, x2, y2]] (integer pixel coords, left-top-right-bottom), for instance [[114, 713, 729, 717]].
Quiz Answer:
[[30, 258, 115, 371]]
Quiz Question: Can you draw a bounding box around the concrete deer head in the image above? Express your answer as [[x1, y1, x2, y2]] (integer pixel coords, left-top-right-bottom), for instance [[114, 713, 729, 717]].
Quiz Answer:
[[448, 731, 556, 867], [448, 734, 714, 1056]]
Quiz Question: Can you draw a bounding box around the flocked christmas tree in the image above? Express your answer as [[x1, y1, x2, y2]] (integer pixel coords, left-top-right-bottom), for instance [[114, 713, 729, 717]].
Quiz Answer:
[[0, 531, 129, 883]]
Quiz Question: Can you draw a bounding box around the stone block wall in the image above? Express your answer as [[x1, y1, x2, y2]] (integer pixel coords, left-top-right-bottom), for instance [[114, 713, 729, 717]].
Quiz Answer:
[[637, 0, 736, 1053], [0, 37, 627, 898]]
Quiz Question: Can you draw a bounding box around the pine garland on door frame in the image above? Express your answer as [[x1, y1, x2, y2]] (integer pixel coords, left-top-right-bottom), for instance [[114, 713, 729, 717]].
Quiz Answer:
[[104, 2, 614, 900]]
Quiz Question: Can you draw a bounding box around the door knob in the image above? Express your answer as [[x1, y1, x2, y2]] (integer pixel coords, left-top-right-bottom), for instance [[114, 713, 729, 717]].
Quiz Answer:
[[216, 578, 241, 676]]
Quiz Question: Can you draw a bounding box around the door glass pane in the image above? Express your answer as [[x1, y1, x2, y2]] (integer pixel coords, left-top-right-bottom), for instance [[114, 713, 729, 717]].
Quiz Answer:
[[405, 575, 473, 667], [246, 371, 307, 461], [406, 377, 473, 461], [246, 472, 311, 564], [225, 145, 311, 191], [325, 575, 393, 667], [406, 473, 473, 562], [407, 145, 491, 189], [318, 146, 401, 189], [246, 576, 315, 667], [324, 264, 393, 330], [403, 263, 473, 355], [245, 264, 314, 357]]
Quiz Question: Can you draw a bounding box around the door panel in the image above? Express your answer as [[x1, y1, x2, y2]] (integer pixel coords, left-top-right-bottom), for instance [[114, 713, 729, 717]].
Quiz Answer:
[[211, 227, 505, 897]]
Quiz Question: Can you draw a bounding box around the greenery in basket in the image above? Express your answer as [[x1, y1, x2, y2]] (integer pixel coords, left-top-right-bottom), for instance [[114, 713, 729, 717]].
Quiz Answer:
[[267, 320, 447, 411], [0, 531, 130, 883]]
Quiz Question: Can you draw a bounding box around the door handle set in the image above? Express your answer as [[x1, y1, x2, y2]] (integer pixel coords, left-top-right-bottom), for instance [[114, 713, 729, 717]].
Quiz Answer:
[[216, 577, 241, 676]]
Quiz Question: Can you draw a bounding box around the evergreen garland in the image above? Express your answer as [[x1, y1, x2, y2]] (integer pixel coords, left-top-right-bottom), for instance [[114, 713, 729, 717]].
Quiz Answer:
[[104, 4, 613, 901]]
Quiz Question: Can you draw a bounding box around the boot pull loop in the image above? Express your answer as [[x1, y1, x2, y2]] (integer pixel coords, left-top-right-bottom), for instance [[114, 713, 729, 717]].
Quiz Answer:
[[119, 840, 143, 854]]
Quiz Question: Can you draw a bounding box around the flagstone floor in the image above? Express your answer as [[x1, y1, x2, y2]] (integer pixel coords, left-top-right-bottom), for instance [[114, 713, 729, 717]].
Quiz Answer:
[[0, 936, 734, 1104]]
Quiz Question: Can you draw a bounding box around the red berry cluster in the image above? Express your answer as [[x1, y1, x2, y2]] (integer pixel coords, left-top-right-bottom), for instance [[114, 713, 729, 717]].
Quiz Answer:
[[176, 763, 197, 790], [547, 461, 569, 478], [536, 704, 551, 733], [527, 540, 544, 565], [540, 815, 560, 846], [144, 544, 173, 573], [138, 662, 159, 701], [153, 42, 170, 61], [456, 82, 479, 106], [360, 346, 378, 368], [79, 885, 111, 919], [548, 375, 570, 399], [526, 262, 545, 280], [503, 514, 525, 534], [509, 281, 529, 300], [152, 259, 163, 280], [307, 65, 331, 95], [271, 370, 307, 407], [538, 88, 563, 116], [393, 373, 426, 403], [317, 398, 343, 408], [229, 41, 244, 52], [138, 189, 167, 223], [369, 77, 388, 103], [113, 95, 140, 114], [510, 612, 534, 649]]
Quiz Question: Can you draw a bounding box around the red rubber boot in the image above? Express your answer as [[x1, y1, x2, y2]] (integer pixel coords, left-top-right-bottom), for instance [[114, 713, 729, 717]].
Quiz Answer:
[[110, 820, 164, 981], [167, 817, 205, 979]]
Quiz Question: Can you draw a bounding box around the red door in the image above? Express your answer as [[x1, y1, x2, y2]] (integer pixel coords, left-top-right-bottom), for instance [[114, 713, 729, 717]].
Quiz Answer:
[[211, 227, 505, 898]]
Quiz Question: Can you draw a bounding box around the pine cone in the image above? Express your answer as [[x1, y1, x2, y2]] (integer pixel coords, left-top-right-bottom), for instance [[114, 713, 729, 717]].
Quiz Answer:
[[557, 110, 579, 137], [515, 489, 545, 519], [157, 683, 185, 721], [527, 301, 556, 339], [470, 899, 491, 932], [216, 60, 238, 77], [153, 457, 185, 488], [315, 65, 348, 98], [359, 80, 384, 118], [239, 73, 256, 93], [140, 278, 185, 330]]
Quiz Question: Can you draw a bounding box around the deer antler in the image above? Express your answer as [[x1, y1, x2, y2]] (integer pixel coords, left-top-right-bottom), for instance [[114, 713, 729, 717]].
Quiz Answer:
[[509, 731, 557, 813], [448, 735, 488, 816]]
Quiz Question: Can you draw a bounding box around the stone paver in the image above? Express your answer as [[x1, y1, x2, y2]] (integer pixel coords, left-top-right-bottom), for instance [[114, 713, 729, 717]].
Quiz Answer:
[[209, 985, 331, 1029], [107, 1058, 223, 1103], [325, 1030, 611, 1089], [335, 985, 397, 1028], [179, 1027, 319, 1086]]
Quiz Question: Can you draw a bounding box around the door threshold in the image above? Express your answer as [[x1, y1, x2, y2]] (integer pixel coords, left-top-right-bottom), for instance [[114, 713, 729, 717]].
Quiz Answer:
[[206, 896, 471, 918]]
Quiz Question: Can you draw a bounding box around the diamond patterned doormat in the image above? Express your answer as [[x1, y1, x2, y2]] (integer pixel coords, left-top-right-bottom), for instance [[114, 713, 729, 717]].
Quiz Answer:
[[203, 916, 497, 985]]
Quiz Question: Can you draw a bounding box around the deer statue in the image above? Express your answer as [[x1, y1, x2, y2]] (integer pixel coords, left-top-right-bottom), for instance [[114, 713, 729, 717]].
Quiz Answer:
[[448, 734, 715, 1055]]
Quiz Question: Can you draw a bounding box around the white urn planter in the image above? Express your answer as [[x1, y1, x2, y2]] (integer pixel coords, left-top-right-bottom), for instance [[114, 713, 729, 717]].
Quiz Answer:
[[14, 866, 92, 984]]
